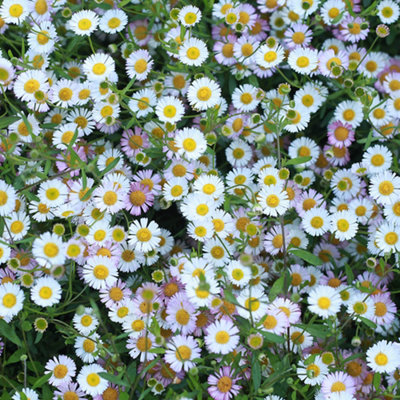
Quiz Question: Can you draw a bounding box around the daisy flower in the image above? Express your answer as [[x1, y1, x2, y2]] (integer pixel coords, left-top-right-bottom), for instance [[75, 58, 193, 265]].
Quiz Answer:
[[179, 5, 201, 26], [50, 79, 79, 108], [384, 200, 400, 226], [82, 256, 118, 290], [175, 127, 207, 160], [339, 16, 369, 43], [0, 180, 16, 216], [294, 84, 325, 114], [11, 388, 39, 400], [236, 287, 267, 321], [127, 332, 158, 362], [366, 340, 400, 373], [72, 308, 99, 335], [308, 285, 342, 319], [68, 9, 99, 36], [297, 356, 328, 385], [375, 222, 400, 253], [27, 21, 57, 54], [233, 35, 259, 65], [45, 355, 76, 387], [83, 53, 115, 82], [187, 77, 221, 111], [369, 171, 400, 205], [179, 37, 208, 66], [99, 9, 127, 33], [162, 177, 189, 202], [188, 219, 214, 242], [13, 69, 49, 102], [0, 282, 24, 318], [165, 334, 201, 372], [225, 260, 251, 287], [302, 208, 331, 236], [77, 364, 108, 397], [166, 293, 197, 335], [333, 100, 363, 128], [205, 318, 239, 355], [377, 0, 400, 23], [225, 139, 252, 168], [125, 182, 153, 216], [0, 57, 15, 88], [320, 0, 346, 25], [372, 293, 397, 326], [327, 121, 355, 148], [128, 88, 156, 118], [288, 47, 318, 75], [208, 366, 242, 400], [128, 218, 161, 253], [330, 210, 358, 241], [32, 232, 66, 268], [288, 137, 319, 167], [255, 44, 285, 69], [126, 49, 153, 81], [347, 292, 375, 321], [362, 144, 392, 175], [156, 96, 185, 124], [0, 0, 29, 24], [30, 277, 62, 308], [93, 182, 126, 214], [231, 84, 260, 112], [257, 185, 289, 217]]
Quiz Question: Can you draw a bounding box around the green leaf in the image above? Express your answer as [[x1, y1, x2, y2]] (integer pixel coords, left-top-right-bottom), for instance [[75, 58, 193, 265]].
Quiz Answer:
[[98, 372, 129, 387], [269, 274, 285, 301], [148, 347, 165, 354], [99, 157, 120, 176], [373, 372, 381, 391], [358, 316, 377, 329], [259, 330, 285, 343], [289, 248, 323, 266], [224, 289, 239, 305], [0, 116, 19, 130], [32, 373, 51, 389], [297, 324, 329, 339], [0, 319, 22, 346], [4, 348, 25, 365], [345, 264, 354, 285], [284, 156, 312, 166], [252, 355, 261, 391]]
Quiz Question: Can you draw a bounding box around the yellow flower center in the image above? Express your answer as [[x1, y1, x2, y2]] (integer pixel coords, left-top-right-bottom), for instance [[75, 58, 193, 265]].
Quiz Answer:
[[86, 372, 100, 387], [379, 180, 394, 196], [197, 87, 212, 101], [37, 30, 49, 45], [9, 4, 23, 17], [39, 286, 52, 299], [182, 138, 197, 152], [163, 105, 176, 118], [53, 364, 68, 379], [240, 93, 253, 104], [296, 56, 310, 68], [108, 17, 121, 29], [136, 227, 152, 242], [385, 232, 398, 245], [92, 63, 106, 75], [336, 219, 349, 232], [310, 216, 323, 229], [93, 265, 109, 279], [2, 293, 16, 308], [78, 18, 92, 30], [175, 345, 191, 361], [215, 330, 230, 344], [318, 296, 331, 309], [24, 79, 40, 94], [176, 309, 190, 325], [43, 243, 59, 258], [186, 47, 200, 60]]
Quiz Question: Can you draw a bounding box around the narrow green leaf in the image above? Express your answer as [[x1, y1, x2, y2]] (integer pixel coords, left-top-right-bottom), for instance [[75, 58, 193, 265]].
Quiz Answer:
[[98, 372, 129, 387], [289, 248, 323, 266], [0, 319, 22, 346], [284, 156, 312, 166], [269, 274, 285, 301], [259, 330, 285, 343], [373, 372, 381, 391], [32, 373, 51, 389], [358, 316, 377, 329], [345, 264, 354, 284], [252, 355, 261, 391]]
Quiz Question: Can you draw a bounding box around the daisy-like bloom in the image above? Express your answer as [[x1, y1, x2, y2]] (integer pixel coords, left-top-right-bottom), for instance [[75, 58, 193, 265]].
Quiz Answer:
[[165, 334, 201, 373], [99, 9, 127, 33], [126, 49, 153, 81], [128, 88, 156, 118], [367, 340, 400, 373], [294, 84, 325, 114], [32, 232, 66, 268], [327, 121, 355, 148], [308, 285, 342, 319], [375, 222, 400, 253], [347, 292, 375, 321], [320, 0, 346, 25], [362, 144, 393, 175], [322, 373, 357, 400], [372, 293, 397, 326], [0, 0, 29, 24], [30, 277, 61, 308], [0, 282, 24, 318], [175, 127, 207, 161], [231, 84, 260, 112], [288, 137, 319, 167], [339, 16, 369, 43], [384, 200, 400, 226], [208, 366, 241, 400], [179, 5, 201, 26], [193, 174, 225, 200], [5, 211, 30, 241], [330, 210, 358, 241], [13, 69, 49, 102], [127, 332, 158, 362], [124, 182, 153, 216], [11, 388, 39, 400], [287, 47, 318, 75], [205, 318, 239, 355], [52, 122, 81, 150], [187, 77, 221, 111], [53, 382, 87, 400], [83, 53, 115, 82], [333, 100, 363, 129], [156, 95, 184, 124], [162, 177, 189, 202], [0, 57, 15, 88], [38, 178, 68, 207], [93, 182, 126, 215], [128, 218, 161, 253], [225, 260, 251, 287], [72, 308, 99, 335], [257, 185, 289, 217], [179, 37, 208, 66], [181, 193, 216, 221], [318, 48, 349, 78], [77, 364, 108, 397], [233, 35, 259, 65], [297, 355, 328, 386], [383, 72, 400, 95], [68, 9, 99, 36], [302, 208, 331, 237], [214, 35, 237, 66], [166, 293, 197, 335], [369, 171, 400, 205], [45, 355, 76, 387], [225, 139, 252, 168], [0, 180, 16, 216], [82, 256, 118, 290], [255, 44, 285, 69], [27, 21, 57, 54], [188, 219, 214, 242], [50, 78, 79, 108], [377, 0, 400, 23]]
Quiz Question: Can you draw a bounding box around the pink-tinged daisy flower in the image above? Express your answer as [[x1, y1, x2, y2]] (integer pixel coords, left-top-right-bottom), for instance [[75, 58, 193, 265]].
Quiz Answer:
[[165, 334, 201, 373], [248, 17, 268, 41], [284, 23, 313, 50], [327, 121, 355, 148], [271, 297, 301, 324], [321, 371, 356, 399], [371, 292, 397, 326], [53, 381, 87, 400], [124, 182, 154, 216], [127, 331, 158, 361], [132, 169, 162, 195], [208, 366, 242, 400], [318, 49, 349, 77], [126, 20, 151, 47], [233, 35, 260, 65], [121, 127, 149, 157], [264, 224, 290, 255], [99, 279, 132, 309], [45, 355, 76, 387], [205, 318, 240, 355], [324, 144, 351, 167], [166, 292, 198, 335], [339, 16, 369, 43], [295, 188, 326, 218]]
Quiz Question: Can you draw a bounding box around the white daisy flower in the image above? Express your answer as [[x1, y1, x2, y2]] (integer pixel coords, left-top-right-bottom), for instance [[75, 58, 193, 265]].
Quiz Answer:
[[156, 95, 184, 124], [308, 285, 342, 319], [13, 69, 49, 102], [257, 185, 289, 217], [226, 260, 251, 287], [99, 9, 127, 33], [366, 340, 400, 373], [128, 218, 161, 253], [72, 308, 99, 335], [362, 144, 392, 175], [179, 5, 202, 26], [330, 210, 358, 241], [369, 171, 400, 205], [128, 88, 157, 118], [30, 277, 62, 308], [377, 0, 400, 24], [231, 84, 260, 112], [45, 355, 76, 387], [187, 77, 221, 111], [126, 49, 153, 81], [0, 0, 29, 24], [0, 180, 17, 216], [83, 53, 115, 82], [287, 47, 319, 75], [179, 37, 208, 66], [334, 100, 364, 128], [175, 127, 207, 160], [205, 318, 239, 355], [68, 9, 99, 36], [77, 364, 108, 397], [0, 282, 24, 318], [255, 44, 285, 69], [165, 334, 201, 373], [375, 222, 400, 253], [288, 137, 319, 167], [302, 208, 331, 236], [32, 232, 66, 268], [82, 256, 118, 290], [37, 179, 68, 207]]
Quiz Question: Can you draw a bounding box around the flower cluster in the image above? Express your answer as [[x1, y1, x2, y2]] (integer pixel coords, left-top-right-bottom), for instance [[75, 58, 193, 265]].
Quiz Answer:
[[0, 0, 400, 399]]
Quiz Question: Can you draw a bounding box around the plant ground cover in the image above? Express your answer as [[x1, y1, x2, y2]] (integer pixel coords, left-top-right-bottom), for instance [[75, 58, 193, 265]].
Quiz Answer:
[[0, 0, 400, 399]]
